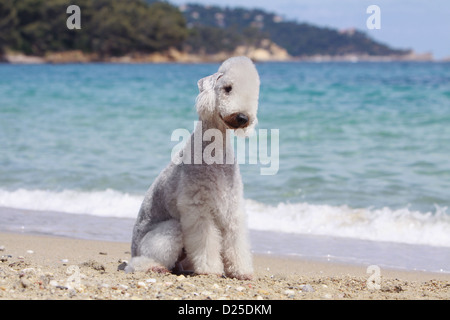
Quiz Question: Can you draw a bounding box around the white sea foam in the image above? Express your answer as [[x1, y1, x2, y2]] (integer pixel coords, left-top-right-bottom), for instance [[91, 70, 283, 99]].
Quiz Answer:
[[0, 188, 449, 248], [246, 200, 450, 248], [0, 188, 142, 219]]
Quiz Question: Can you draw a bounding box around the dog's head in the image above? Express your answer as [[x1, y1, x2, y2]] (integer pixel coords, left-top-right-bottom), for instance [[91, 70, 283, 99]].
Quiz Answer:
[[196, 56, 260, 136]]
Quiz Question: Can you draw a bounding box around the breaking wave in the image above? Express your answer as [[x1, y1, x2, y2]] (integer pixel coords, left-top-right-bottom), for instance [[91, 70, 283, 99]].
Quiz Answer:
[[1, 188, 449, 247]]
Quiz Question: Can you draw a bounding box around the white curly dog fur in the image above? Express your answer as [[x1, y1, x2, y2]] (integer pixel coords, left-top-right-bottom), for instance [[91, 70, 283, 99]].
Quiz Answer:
[[127, 56, 260, 280]]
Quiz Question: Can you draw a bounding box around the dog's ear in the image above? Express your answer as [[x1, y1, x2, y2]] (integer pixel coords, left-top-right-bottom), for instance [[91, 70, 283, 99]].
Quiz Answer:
[[196, 72, 223, 118], [198, 72, 224, 93]]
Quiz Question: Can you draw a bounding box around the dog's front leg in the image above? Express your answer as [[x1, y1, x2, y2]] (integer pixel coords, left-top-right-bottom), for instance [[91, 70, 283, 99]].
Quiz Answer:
[[179, 206, 224, 276], [221, 209, 254, 280]]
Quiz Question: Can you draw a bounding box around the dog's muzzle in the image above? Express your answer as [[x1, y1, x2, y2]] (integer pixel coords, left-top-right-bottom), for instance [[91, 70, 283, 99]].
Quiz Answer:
[[221, 113, 249, 129]]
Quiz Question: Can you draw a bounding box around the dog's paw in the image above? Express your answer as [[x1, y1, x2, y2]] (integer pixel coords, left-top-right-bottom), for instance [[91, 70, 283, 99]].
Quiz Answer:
[[193, 271, 223, 278], [226, 272, 253, 280], [147, 265, 170, 274], [236, 274, 253, 281]]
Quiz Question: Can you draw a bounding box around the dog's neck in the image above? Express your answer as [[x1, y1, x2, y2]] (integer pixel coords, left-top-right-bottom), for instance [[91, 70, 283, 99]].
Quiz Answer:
[[198, 116, 228, 134], [189, 118, 235, 166]]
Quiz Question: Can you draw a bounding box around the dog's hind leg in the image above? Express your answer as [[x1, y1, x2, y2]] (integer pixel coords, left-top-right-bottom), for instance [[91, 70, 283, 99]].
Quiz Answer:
[[126, 219, 183, 273]]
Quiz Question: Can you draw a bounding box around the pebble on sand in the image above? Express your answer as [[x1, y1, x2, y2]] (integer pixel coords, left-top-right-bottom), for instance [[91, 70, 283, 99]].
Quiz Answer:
[[301, 284, 315, 292]]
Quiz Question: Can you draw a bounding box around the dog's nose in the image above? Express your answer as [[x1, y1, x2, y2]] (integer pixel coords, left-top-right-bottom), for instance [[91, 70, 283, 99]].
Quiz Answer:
[[235, 113, 249, 127], [221, 112, 250, 129]]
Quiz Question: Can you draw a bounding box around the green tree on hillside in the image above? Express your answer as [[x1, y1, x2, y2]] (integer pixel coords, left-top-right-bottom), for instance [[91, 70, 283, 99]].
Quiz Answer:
[[0, 0, 187, 56], [0, 0, 20, 56]]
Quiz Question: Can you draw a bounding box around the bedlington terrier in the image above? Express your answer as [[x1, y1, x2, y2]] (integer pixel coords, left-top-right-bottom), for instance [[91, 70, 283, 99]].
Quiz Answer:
[[127, 56, 260, 280]]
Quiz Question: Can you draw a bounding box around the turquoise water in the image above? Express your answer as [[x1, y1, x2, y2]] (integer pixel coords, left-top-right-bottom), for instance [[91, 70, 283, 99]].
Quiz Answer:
[[1, 62, 449, 210], [1, 62, 450, 268]]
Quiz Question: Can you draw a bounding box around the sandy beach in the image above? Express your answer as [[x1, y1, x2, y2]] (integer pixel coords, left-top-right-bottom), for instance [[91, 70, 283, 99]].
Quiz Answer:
[[0, 232, 448, 301]]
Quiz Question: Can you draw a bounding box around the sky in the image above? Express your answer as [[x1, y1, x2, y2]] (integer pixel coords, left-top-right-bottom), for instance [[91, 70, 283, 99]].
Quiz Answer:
[[170, 0, 450, 59]]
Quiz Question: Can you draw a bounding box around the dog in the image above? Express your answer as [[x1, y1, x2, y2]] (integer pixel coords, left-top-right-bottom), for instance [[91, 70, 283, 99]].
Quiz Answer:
[[127, 56, 260, 280]]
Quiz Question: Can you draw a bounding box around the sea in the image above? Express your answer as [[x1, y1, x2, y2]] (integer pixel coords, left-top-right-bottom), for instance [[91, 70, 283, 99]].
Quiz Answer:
[[0, 61, 449, 273]]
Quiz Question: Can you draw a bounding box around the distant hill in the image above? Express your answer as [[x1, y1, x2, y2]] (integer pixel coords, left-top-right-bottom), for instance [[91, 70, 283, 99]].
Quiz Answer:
[[179, 3, 411, 57], [1, 0, 414, 63]]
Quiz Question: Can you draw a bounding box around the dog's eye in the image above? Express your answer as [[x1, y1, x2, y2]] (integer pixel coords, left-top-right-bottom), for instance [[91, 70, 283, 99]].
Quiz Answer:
[[224, 85, 232, 93]]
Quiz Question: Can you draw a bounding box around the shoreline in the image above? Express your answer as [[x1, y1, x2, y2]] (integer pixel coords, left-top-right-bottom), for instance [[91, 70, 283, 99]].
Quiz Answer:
[[1, 49, 443, 65], [0, 232, 448, 300], [1, 205, 449, 274], [0, 206, 450, 275]]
